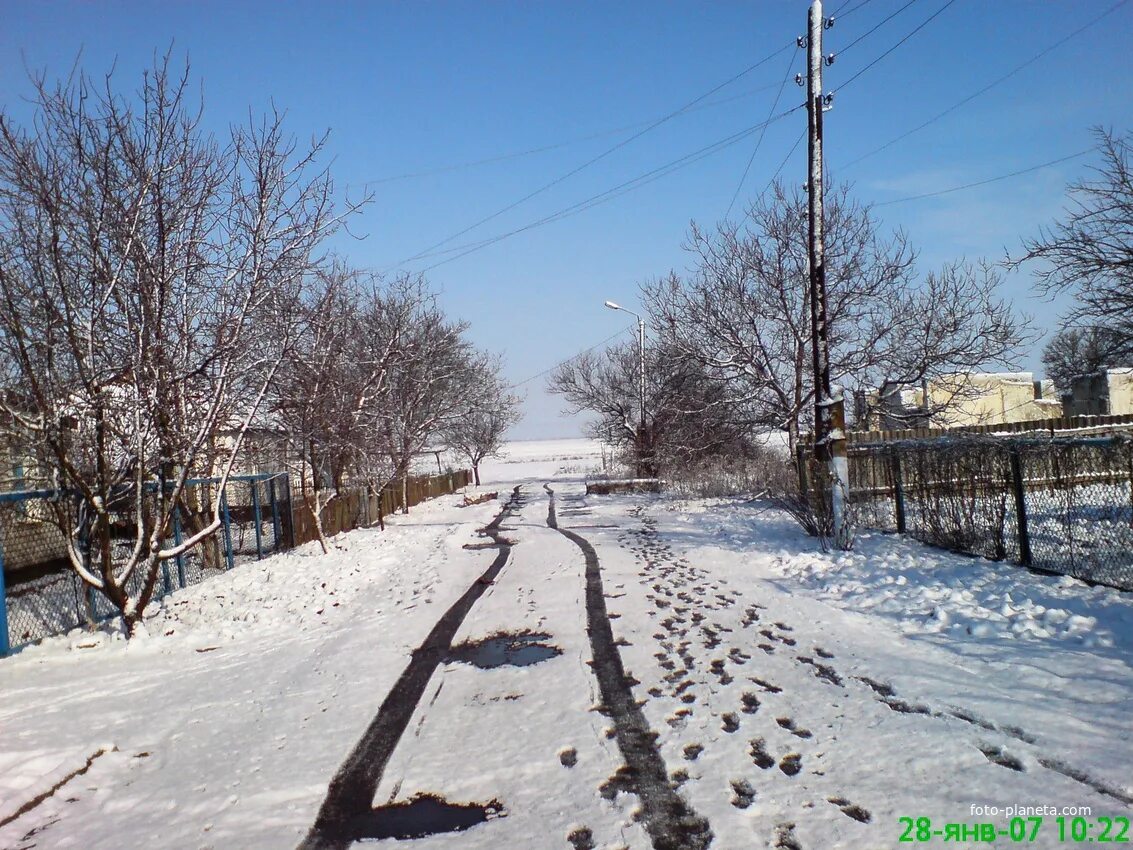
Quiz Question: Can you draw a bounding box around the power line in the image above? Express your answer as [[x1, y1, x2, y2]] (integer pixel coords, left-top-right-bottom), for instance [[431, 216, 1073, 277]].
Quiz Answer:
[[725, 46, 800, 219], [873, 148, 1091, 207], [415, 105, 805, 272], [730, 127, 805, 222], [768, 129, 807, 191], [840, 0, 1130, 170], [829, 0, 877, 20], [509, 324, 636, 389], [387, 42, 797, 271], [835, 0, 957, 93], [838, 0, 920, 56], [349, 81, 788, 187]]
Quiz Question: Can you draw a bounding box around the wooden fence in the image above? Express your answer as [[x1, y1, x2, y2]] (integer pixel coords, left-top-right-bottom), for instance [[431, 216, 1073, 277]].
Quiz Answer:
[[848, 412, 1133, 445], [290, 470, 473, 547]]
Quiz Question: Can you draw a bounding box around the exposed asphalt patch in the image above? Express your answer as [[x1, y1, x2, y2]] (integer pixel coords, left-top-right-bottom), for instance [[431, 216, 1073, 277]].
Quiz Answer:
[[299, 488, 522, 850], [349, 794, 504, 841], [447, 631, 563, 669], [544, 484, 713, 850]]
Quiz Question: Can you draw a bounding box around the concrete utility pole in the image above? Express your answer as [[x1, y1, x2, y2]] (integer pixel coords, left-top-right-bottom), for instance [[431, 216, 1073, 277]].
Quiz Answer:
[[805, 0, 850, 545], [604, 300, 648, 477], [636, 315, 646, 444]]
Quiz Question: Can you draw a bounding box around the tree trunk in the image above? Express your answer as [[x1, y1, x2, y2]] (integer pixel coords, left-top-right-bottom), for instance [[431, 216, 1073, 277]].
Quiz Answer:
[[307, 491, 330, 554], [473, 464, 481, 486]]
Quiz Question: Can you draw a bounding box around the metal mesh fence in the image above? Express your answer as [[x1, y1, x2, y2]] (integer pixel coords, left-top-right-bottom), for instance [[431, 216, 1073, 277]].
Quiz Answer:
[[847, 434, 1133, 590], [0, 491, 85, 650], [2, 469, 467, 655], [0, 473, 291, 654]]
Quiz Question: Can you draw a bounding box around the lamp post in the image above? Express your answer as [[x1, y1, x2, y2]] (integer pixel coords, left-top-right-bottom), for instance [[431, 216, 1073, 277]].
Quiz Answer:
[[604, 300, 647, 477]]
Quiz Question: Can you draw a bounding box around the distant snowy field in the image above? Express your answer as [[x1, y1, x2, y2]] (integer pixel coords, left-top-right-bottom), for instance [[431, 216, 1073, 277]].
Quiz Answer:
[[477, 437, 607, 484], [1, 437, 1131, 849]]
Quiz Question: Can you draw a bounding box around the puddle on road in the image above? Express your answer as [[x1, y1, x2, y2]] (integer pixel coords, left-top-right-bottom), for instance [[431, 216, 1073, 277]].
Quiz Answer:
[[448, 631, 563, 669], [352, 794, 505, 841]]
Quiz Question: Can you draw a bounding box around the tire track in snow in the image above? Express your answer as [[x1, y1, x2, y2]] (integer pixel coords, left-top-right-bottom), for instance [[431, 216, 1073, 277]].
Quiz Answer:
[[544, 484, 713, 850], [300, 488, 522, 850]]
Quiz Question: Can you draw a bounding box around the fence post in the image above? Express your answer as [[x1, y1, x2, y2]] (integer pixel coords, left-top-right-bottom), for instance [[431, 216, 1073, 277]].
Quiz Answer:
[[0, 531, 10, 657], [269, 477, 282, 552], [285, 475, 297, 549], [1009, 446, 1033, 567], [173, 508, 187, 588], [220, 485, 235, 571], [795, 443, 809, 498], [890, 451, 907, 534], [79, 518, 98, 622], [251, 478, 264, 560]]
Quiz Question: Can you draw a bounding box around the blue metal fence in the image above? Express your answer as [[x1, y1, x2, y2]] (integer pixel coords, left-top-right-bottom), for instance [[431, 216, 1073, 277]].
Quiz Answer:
[[0, 472, 292, 656]]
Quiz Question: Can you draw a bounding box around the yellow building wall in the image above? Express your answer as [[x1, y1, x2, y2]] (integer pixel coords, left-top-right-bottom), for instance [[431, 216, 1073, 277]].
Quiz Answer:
[[927, 374, 1063, 427], [1108, 370, 1133, 415]]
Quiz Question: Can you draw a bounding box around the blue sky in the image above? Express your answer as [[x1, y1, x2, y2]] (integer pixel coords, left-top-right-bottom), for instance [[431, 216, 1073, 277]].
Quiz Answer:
[[3, 1, 1130, 438]]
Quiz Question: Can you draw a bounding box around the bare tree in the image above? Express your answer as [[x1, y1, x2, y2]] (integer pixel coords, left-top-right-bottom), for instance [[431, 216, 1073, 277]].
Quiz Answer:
[[548, 338, 760, 476], [1016, 128, 1133, 356], [0, 56, 359, 634], [549, 344, 641, 461], [443, 361, 521, 486], [349, 275, 432, 523], [273, 266, 359, 552], [1041, 325, 1129, 391], [377, 296, 480, 512], [643, 181, 1031, 448], [273, 270, 428, 548]]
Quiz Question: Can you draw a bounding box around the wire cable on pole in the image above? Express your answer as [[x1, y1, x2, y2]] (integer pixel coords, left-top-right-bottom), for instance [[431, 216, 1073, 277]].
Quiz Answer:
[[840, 0, 1129, 170], [351, 80, 791, 187], [509, 324, 636, 389], [829, 0, 877, 21], [873, 148, 1091, 207], [729, 128, 806, 223], [837, 0, 921, 56], [835, 0, 957, 93], [768, 129, 807, 192], [725, 46, 801, 219], [411, 105, 805, 272], [387, 42, 797, 270]]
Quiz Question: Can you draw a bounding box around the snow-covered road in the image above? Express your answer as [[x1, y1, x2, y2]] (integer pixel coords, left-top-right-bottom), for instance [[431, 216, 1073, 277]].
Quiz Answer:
[[2, 439, 1131, 849]]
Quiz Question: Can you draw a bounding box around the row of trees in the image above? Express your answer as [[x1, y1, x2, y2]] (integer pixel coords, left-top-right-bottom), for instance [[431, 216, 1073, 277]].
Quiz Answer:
[[551, 180, 1031, 474], [0, 58, 517, 634], [275, 267, 518, 550], [553, 127, 1132, 538], [1030, 129, 1133, 389]]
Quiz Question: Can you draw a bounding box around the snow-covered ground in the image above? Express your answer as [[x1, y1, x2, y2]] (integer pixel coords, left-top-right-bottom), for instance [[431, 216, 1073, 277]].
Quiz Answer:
[[1, 438, 1130, 849], [477, 437, 608, 483]]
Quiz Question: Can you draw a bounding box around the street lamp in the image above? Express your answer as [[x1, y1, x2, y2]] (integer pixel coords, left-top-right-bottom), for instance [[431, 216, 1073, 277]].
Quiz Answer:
[[604, 300, 647, 476]]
